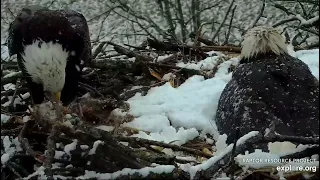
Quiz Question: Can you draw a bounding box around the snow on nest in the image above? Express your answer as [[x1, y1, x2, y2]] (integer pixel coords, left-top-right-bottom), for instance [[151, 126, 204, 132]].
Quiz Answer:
[[122, 49, 318, 147], [1, 136, 22, 165], [3, 83, 16, 91], [176, 55, 227, 71], [1, 114, 11, 123], [2, 71, 21, 78], [2, 92, 30, 107], [125, 70, 232, 141]]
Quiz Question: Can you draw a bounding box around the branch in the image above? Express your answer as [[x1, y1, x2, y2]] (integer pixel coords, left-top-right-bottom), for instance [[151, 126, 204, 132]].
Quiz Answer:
[[114, 135, 213, 158], [211, 0, 235, 42], [18, 121, 45, 163], [189, 32, 215, 46], [147, 38, 208, 58], [223, 5, 237, 45], [248, 0, 266, 29], [162, 0, 176, 38], [1, 71, 22, 85], [176, 0, 187, 42], [107, 41, 153, 61]]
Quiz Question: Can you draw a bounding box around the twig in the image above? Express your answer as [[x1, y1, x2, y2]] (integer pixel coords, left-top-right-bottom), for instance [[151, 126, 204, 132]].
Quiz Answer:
[[108, 41, 153, 61], [211, 0, 235, 42], [248, 0, 266, 30], [223, 5, 237, 45], [79, 82, 105, 98], [272, 17, 298, 27], [114, 136, 213, 158], [8, 81, 20, 110], [6, 162, 23, 178], [1, 71, 22, 85], [6, 161, 30, 177], [7, 8, 15, 18], [281, 145, 319, 159], [147, 38, 208, 58], [1, 125, 23, 136], [92, 41, 108, 60], [176, 0, 187, 42], [18, 121, 45, 163], [1, 88, 28, 97], [189, 32, 215, 46], [162, 0, 176, 39], [51, 167, 85, 176]]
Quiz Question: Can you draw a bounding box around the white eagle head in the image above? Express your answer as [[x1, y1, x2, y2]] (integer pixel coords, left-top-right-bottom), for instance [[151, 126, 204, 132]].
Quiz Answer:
[[240, 26, 288, 60]]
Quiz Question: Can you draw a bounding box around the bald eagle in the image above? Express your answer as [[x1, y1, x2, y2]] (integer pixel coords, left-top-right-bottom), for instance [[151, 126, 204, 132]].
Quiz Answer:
[[8, 6, 91, 106], [215, 26, 319, 146]]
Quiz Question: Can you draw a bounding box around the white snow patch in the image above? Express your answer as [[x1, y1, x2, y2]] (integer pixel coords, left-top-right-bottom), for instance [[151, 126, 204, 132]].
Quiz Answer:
[[127, 75, 229, 138], [23, 166, 45, 180], [95, 125, 114, 132], [126, 56, 239, 146], [206, 50, 226, 57], [130, 86, 143, 90], [80, 145, 89, 150], [1, 153, 10, 165], [156, 54, 171, 62], [1, 136, 22, 165], [162, 72, 176, 81], [23, 115, 31, 122], [132, 127, 199, 146], [3, 71, 21, 78], [176, 56, 222, 70], [54, 151, 66, 160], [1, 114, 11, 123], [2, 92, 30, 107], [122, 114, 170, 133], [65, 114, 72, 119], [268, 141, 297, 155], [64, 140, 78, 155], [214, 134, 228, 155], [89, 140, 104, 155], [3, 83, 16, 90]]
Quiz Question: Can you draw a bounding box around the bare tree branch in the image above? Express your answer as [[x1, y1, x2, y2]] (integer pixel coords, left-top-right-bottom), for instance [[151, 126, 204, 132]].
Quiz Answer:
[[175, 0, 187, 42], [223, 5, 237, 45], [211, 0, 235, 42], [162, 0, 177, 38], [248, 0, 266, 29]]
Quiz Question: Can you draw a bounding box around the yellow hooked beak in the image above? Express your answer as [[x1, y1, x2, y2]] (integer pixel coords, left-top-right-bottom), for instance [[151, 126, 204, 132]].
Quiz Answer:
[[54, 92, 61, 102]]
